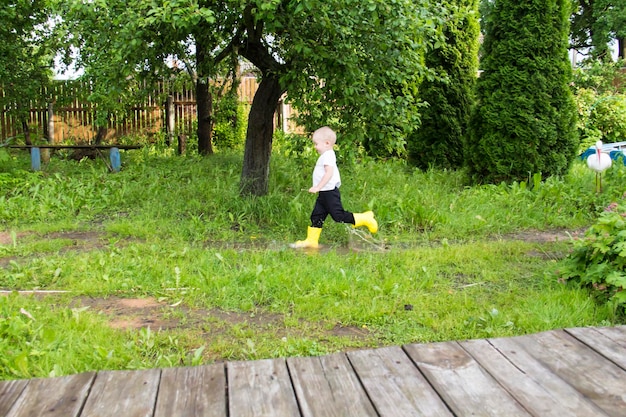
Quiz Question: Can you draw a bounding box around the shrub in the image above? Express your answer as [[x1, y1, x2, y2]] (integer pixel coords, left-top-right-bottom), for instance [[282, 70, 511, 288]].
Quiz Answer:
[[558, 200, 626, 315], [574, 89, 626, 150], [213, 102, 248, 150], [407, 0, 480, 170], [465, 0, 578, 183], [572, 61, 626, 150]]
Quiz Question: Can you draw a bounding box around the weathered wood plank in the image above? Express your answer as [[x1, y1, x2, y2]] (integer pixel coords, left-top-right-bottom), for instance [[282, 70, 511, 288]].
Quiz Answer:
[[227, 358, 300, 417], [461, 338, 608, 416], [565, 326, 626, 369], [403, 340, 531, 416], [595, 325, 626, 343], [80, 369, 160, 417], [515, 329, 626, 416], [348, 346, 453, 417], [0, 379, 29, 416], [4, 372, 95, 417], [287, 353, 378, 417], [154, 365, 226, 417]]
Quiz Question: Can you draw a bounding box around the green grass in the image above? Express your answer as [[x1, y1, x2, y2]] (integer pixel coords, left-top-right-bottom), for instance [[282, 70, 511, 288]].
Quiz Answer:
[[0, 145, 622, 380]]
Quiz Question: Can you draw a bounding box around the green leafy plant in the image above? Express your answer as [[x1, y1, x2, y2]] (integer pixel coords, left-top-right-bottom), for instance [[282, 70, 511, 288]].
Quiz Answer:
[[558, 201, 626, 314]]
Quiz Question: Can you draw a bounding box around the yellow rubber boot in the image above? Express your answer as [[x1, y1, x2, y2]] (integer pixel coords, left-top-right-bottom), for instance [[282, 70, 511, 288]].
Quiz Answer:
[[291, 226, 322, 248], [353, 211, 378, 233]]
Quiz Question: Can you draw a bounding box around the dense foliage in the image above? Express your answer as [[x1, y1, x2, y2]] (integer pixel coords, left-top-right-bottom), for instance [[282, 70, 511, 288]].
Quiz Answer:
[[0, 1, 56, 143], [559, 200, 626, 315], [570, 0, 626, 61], [407, 0, 480, 169], [466, 0, 578, 183], [571, 60, 626, 150]]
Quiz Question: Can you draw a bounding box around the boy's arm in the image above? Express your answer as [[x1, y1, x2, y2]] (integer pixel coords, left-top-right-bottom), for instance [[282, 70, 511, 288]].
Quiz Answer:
[[309, 165, 333, 193]]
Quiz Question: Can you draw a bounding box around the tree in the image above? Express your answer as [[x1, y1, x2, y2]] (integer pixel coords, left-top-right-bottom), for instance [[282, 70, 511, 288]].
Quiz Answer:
[[229, 0, 443, 195], [58, 0, 443, 196], [570, 0, 626, 61], [407, 0, 480, 170], [466, 0, 578, 183], [57, 0, 231, 153], [0, 0, 56, 145]]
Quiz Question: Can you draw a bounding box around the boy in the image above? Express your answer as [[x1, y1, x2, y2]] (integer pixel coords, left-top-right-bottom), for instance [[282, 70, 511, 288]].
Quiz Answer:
[[291, 126, 378, 248]]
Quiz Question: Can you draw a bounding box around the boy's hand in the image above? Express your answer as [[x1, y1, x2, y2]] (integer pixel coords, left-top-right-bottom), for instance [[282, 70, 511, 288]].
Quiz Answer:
[[308, 186, 319, 193]]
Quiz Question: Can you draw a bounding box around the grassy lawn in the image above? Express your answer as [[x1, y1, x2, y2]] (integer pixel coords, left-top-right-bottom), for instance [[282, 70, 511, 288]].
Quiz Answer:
[[0, 144, 622, 380]]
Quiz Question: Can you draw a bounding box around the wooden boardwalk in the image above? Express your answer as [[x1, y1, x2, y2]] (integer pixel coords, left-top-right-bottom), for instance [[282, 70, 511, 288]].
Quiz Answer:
[[1, 325, 625, 417]]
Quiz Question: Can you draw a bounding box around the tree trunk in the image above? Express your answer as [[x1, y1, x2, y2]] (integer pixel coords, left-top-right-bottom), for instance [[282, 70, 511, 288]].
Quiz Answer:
[[196, 79, 213, 155], [165, 95, 175, 147], [240, 75, 284, 196], [95, 126, 107, 145], [196, 42, 214, 155], [21, 119, 32, 146]]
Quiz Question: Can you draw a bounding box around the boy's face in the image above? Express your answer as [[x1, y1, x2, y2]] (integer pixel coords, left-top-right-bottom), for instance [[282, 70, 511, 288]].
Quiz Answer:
[[312, 136, 332, 155]]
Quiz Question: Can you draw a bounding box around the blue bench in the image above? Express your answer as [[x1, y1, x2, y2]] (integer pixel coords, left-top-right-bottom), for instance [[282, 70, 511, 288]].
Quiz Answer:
[[9, 145, 141, 172]]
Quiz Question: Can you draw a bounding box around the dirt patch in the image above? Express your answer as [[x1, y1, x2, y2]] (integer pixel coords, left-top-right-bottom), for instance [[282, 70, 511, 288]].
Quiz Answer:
[[70, 296, 369, 343], [502, 228, 586, 243], [0, 230, 139, 268], [0, 231, 20, 245]]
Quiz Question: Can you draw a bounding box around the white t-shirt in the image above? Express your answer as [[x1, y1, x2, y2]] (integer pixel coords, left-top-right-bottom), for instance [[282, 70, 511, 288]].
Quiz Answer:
[[313, 149, 341, 191]]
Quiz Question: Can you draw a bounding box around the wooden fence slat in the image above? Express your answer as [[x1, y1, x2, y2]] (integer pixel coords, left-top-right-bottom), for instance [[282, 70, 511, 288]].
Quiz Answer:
[[80, 369, 160, 417], [5, 372, 95, 417], [403, 341, 532, 417], [154, 365, 226, 417], [287, 353, 378, 417], [227, 358, 300, 417], [515, 329, 626, 416], [461, 338, 608, 417], [347, 346, 453, 417]]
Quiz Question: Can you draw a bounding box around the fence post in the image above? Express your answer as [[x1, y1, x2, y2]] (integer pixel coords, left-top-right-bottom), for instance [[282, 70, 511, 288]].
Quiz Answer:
[[41, 102, 54, 164], [47, 102, 54, 143], [166, 95, 175, 146], [177, 134, 187, 155]]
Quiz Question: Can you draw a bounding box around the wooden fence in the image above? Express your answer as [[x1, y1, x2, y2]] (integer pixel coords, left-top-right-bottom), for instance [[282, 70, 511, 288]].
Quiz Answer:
[[0, 77, 267, 144]]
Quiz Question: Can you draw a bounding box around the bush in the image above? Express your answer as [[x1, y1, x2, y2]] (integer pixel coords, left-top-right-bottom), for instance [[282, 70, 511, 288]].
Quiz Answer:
[[407, 0, 480, 170], [572, 61, 626, 150], [212, 89, 248, 151], [465, 0, 578, 183], [574, 90, 626, 150], [558, 200, 626, 315]]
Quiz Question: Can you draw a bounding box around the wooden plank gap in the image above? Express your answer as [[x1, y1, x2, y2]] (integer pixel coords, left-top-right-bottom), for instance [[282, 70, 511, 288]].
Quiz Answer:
[[461, 337, 607, 417], [564, 326, 626, 371], [0, 379, 29, 416], [287, 353, 378, 417], [403, 340, 532, 416], [350, 346, 454, 416], [517, 329, 626, 416]]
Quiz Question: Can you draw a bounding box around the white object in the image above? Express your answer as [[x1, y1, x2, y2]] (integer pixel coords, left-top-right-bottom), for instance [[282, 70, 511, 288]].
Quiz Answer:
[[587, 140, 612, 192], [587, 140, 612, 172]]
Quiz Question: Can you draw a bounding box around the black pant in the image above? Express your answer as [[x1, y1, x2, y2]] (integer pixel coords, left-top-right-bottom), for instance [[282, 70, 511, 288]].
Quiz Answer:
[[310, 187, 355, 228]]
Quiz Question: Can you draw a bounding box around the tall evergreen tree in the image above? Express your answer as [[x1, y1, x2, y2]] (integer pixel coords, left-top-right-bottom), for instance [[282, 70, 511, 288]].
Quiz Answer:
[[466, 0, 578, 183], [408, 0, 480, 170]]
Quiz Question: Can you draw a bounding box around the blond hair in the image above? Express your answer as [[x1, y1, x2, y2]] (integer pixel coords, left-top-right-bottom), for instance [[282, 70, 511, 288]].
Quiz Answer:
[[312, 126, 337, 145]]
